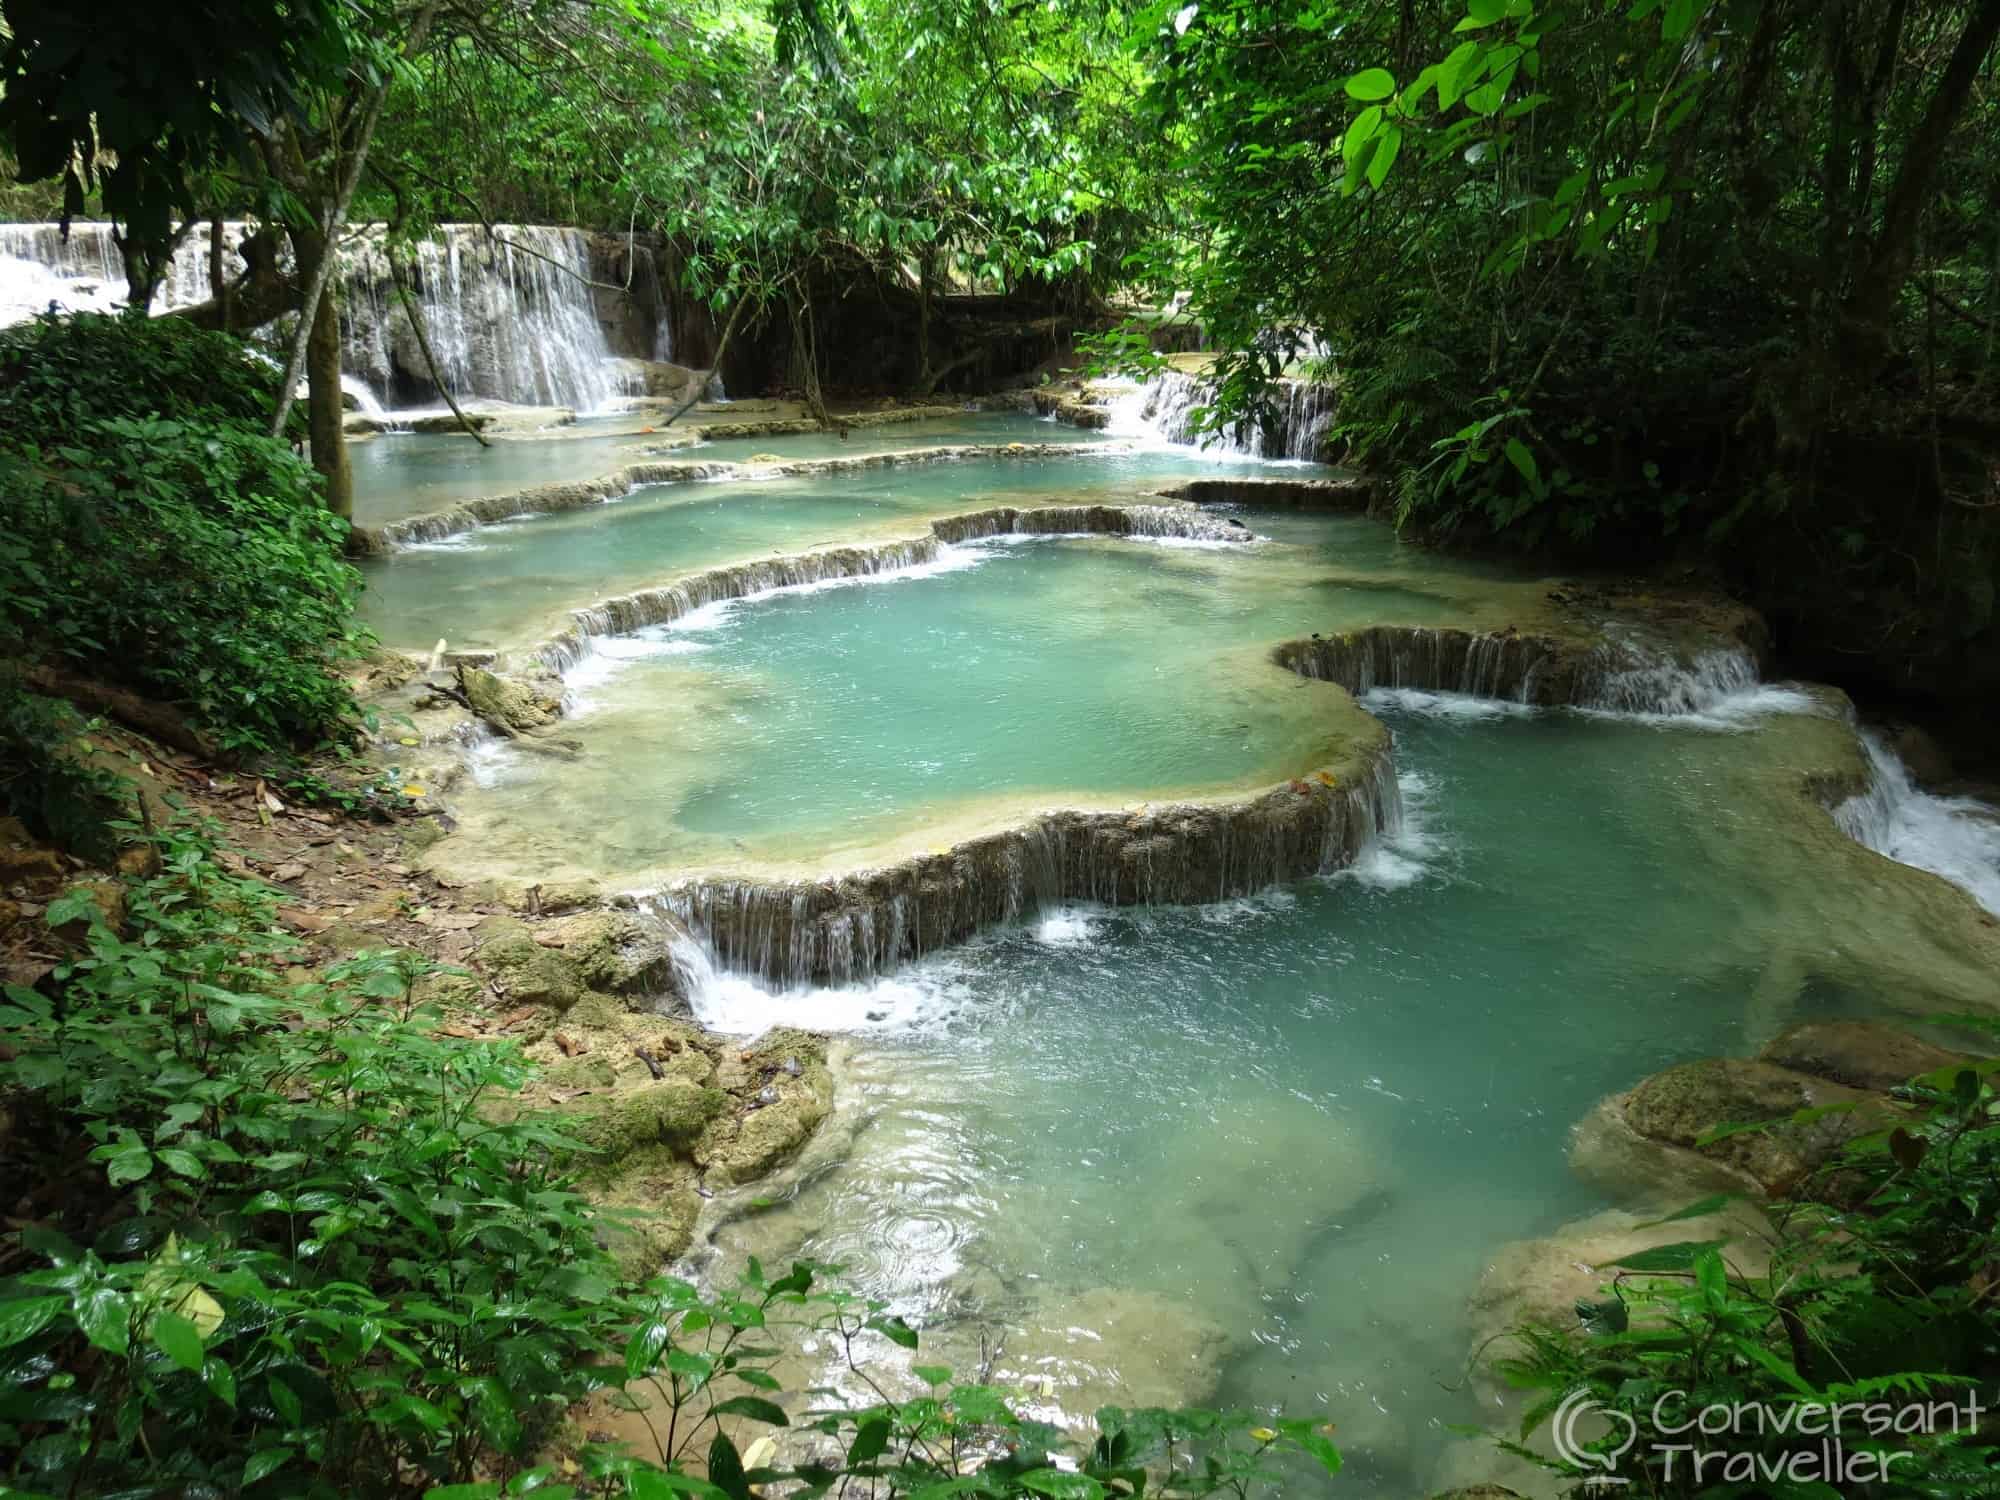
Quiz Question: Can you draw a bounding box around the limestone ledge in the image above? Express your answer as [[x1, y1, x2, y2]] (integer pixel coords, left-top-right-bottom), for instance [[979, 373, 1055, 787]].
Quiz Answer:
[[1274, 589, 1770, 710], [529, 501, 1249, 670], [663, 727, 1396, 987], [350, 439, 1133, 552]]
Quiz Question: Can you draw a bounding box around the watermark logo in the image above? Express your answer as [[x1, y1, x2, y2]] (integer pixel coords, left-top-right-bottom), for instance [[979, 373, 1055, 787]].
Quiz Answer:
[[1544, 1387, 1987, 1488], [1549, 1390, 1636, 1486]]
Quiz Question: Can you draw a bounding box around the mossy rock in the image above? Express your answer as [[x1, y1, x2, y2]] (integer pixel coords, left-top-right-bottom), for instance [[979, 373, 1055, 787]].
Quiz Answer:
[[412, 970, 484, 1009], [473, 916, 584, 1009], [541, 1053, 623, 1092], [590, 1144, 704, 1274], [459, 667, 559, 732], [1621, 1058, 1896, 1196], [1757, 1020, 1973, 1094], [563, 990, 632, 1030], [574, 1080, 729, 1158], [699, 1033, 833, 1187], [538, 909, 678, 997]]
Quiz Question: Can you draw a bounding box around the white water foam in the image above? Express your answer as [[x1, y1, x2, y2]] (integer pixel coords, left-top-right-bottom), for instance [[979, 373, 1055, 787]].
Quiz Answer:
[[1034, 906, 1103, 946], [1361, 687, 1534, 723], [1837, 735, 2000, 916], [1334, 769, 1443, 890], [670, 931, 975, 1038]]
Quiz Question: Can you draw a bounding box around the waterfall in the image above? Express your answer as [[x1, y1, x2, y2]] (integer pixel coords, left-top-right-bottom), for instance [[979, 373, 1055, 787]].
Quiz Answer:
[[338, 226, 629, 412], [0, 221, 630, 412], [1836, 736, 2000, 915], [0, 221, 222, 325], [657, 739, 1402, 988], [1107, 368, 1337, 461]]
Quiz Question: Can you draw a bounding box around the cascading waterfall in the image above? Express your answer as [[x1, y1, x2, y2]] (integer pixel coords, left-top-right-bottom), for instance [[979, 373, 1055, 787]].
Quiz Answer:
[[1836, 735, 2000, 915], [657, 743, 1402, 988], [338, 226, 628, 412], [0, 220, 630, 411], [532, 502, 1247, 672], [0, 221, 224, 324], [1279, 624, 1780, 717], [1110, 368, 1337, 461]]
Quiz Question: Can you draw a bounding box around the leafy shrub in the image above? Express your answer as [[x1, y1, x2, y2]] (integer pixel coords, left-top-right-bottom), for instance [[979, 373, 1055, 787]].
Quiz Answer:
[[0, 308, 303, 436], [0, 677, 127, 857], [1498, 1032, 2000, 1495], [0, 825, 1343, 1498], [1, 411, 365, 756], [0, 311, 360, 760]]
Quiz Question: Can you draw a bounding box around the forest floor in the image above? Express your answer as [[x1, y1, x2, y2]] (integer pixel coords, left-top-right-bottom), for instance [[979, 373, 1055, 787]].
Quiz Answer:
[[0, 697, 831, 1276]]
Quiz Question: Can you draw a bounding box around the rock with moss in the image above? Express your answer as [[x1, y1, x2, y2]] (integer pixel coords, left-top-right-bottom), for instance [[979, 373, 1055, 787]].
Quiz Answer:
[[1757, 1019, 1972, 1094], [696, 1030, 833, 1187], [536, 908, 680, 999], [472, 915, 584, 1009], [458, 666, 561, 733], [1582, 1057, 1895, 1199], [589, 1145, 705, 1276], [573, 1079, 729, 1156]]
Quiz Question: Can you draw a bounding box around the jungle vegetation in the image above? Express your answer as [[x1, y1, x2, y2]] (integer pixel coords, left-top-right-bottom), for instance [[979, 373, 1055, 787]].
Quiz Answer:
[[3, 1, 2000, 1496]]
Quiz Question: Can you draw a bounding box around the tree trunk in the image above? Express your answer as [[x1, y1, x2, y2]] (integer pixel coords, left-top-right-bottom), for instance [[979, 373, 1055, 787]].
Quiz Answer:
[[1842, 0, 2000, 360], [305, 278, 353, 519]]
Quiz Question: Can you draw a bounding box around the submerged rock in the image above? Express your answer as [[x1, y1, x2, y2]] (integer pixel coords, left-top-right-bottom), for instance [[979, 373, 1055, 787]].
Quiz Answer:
[[1574, 1057, 1895, 1199], [1756, 1018, 1972, 1093]]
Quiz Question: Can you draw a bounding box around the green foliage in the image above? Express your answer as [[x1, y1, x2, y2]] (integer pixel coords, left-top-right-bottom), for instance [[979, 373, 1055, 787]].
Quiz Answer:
[[0, 308, 306, 436], [0, 680, 127, 858], [0, 0, 359, 262], [0, 824, 1341, 1497], [1125, 0, 2000, 695], [0, 313, 364, 757], [1496, 1038, 2000, 1495]]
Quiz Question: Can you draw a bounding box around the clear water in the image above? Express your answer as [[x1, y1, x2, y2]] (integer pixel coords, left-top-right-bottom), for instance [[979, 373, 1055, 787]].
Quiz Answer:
[[357, 448, 1363, 654], [681, 701, 1996, 1498], [349, 412, 1102, 525], [354, 426, 2000, 1497], [441, 515, 1545, 877]]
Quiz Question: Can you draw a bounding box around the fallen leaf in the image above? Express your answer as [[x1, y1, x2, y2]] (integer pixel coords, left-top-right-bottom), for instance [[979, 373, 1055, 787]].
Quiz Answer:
[[500, 1006, 538, 1029], [553, 1033, 580, 1057], [533, 930, 567, 948], [437, 1024, 479, 1039], [272, 862, 308, 882], [278, 907, 333, 933]]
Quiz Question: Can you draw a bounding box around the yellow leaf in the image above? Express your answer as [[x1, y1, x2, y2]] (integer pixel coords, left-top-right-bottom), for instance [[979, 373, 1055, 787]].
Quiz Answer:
[[398, 736, 420, 747], [1250, 1427, 1277, 1443], [403, 785, 427, 798]]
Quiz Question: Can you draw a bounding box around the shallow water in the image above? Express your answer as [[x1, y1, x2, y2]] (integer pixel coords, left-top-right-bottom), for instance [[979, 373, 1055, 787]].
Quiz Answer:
[[443, 514, 1541, 876], [681, 700, 1991, 1496], [354, 420, 2000, 1496], [356, 446, 1379, 653], [348, 411, 1098, 525]]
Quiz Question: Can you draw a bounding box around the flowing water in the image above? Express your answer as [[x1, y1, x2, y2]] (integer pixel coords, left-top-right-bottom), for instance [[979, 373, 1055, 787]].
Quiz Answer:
[[347, 411, 1101, 526], [355, 415, 2000, 1496], [356, 439, 1325, 651]]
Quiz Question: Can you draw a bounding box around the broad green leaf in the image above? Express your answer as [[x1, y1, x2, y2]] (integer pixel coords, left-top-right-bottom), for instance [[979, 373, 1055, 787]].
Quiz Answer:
[[1503, 438, 1538, 484], [848, 1415, 891, 1465], [75, 1286, 132, 1354], [1607, 1239, 1729, 1271], [1344, 68, 1396, 103], [0, 1295, 66, 1348], [243, 1447, 294, 1486], [153, 1309, 206, 1372], [709, 1395, 789, 1426], [1366, 125, 1403, 188]]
